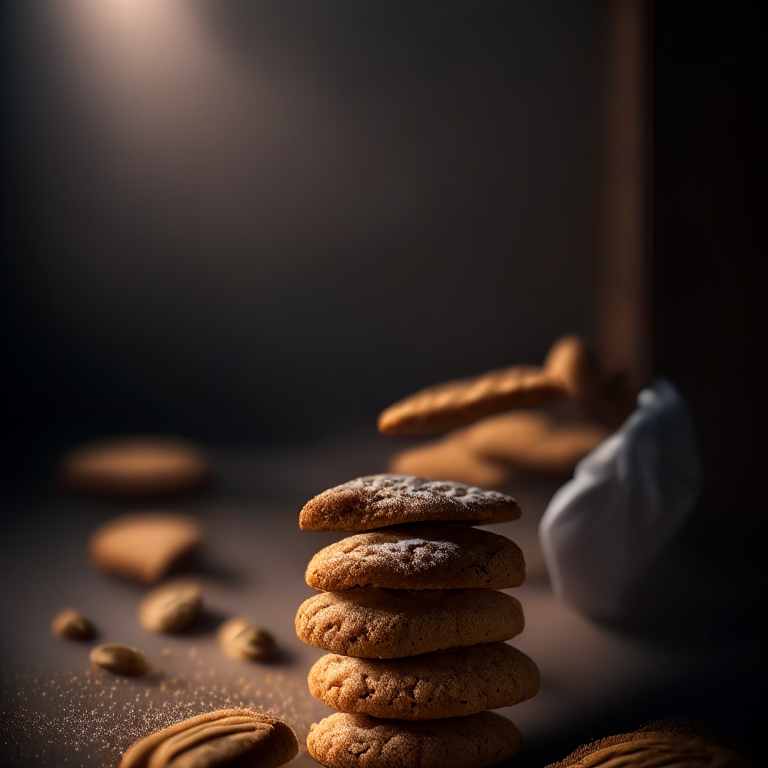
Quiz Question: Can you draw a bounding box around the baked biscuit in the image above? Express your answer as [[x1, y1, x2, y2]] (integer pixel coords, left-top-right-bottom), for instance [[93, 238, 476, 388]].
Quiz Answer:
[[307, 711, 522, 768], [89, 512, 204, 585], [305, 525, 525, 591], [388, 429, 511, 487], [545, 718, 756, 767], [308, 642, 539, 720], [295, 588, 524, 658], [120, 709, 299, 768], [377, 365, 568, 436], [299, 474, 520, 531], [60, 435, 210, 497], [543, 335, 600, 401], [466, 412, 610, 475]]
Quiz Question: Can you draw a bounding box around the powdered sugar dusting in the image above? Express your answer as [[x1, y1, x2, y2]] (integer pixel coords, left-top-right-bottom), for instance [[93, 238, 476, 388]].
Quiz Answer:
[[304, 525, 526, 591], [353, 537, 458, 573], [299, 473, 521, 531], [349, 474, 506, 503]]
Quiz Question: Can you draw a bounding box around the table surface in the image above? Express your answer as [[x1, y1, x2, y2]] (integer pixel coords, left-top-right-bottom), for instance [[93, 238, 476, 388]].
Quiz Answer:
[[0, 428, 763, 766]]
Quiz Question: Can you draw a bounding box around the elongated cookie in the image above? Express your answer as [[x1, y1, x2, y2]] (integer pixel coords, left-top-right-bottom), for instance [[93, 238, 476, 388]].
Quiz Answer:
[[305, 525, 525, 591], [466, 412, 610, 475], [307, 711, 522, 768], [309, 642, 539, 720], [299, 474, 520, 531], [120, 709, 298, 768], [388, 429, 512, 487], [295, 588, 524, 658], [59, 435, 210, 497], [378, 365, 568, 436]]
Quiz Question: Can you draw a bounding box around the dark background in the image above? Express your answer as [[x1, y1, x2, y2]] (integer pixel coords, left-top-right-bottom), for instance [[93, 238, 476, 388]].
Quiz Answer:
[[2, 4, 764, 496], [1, 1, 766, 763], [3, 0, 604, 479]]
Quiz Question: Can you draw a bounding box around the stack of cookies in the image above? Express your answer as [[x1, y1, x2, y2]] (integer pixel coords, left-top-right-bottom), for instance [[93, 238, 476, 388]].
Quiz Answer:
[[296, 474, 539, 768]]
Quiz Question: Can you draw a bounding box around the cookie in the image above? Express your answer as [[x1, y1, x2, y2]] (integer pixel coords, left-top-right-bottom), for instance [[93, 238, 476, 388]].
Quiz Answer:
[[120, 709, 299, 768], [295, 588, 524, 658], [307, 711, 522, 768], [543, 335, 600, 401], [59, 435, 210, 497], [299, 475, 521, 532], [305, 525, 525, 591], [377, 365, 568, 436], [89, 512, 204, 585], [545, 718, 757, 768], [466, 412, 610, 475], [308, 642, 539, 720], [388, 429, 511, 488]]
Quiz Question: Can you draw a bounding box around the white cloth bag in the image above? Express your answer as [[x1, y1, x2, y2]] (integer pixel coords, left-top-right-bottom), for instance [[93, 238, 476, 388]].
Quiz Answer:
[[539, 377, 703, 619]]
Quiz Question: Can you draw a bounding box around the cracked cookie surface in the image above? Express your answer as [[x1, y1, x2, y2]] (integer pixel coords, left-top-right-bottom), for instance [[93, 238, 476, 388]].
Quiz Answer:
[[305, 525, 525, 591], [295, 588, 524, 658], [299, 474, 520, 531], [308, 642, 539, 720], [307, 711, 522, 768]]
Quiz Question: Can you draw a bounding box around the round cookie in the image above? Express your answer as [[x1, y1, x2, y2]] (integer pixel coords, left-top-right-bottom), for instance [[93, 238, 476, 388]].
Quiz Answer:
[[305, 525, 525, 591], [377, 365, 568, 436], [545, 718, 757, 768], [388, 429, 512, 488], [89, 512, 204, 585], [307, 711, 522, 768], [59, 435, 210, 497], [309, 642, 539, 720], [295, 588, 524, 658], [299, 474, 521, 532], [119, 709, 298, 768]]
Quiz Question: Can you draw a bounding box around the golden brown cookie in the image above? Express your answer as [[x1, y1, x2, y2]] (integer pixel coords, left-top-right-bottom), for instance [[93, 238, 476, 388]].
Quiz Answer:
[[59, 435, 210, 497], [119, 709, 299, 768], [307, 711, 522, 768], [545, 718, 757, 767], [543, 335, 600, 401], [295, 588, 524, 658], [305, 525, 525, 591], [466, 412, 610, 476], [388, 429, 512, 487], [89, 512, 204, 585], [299, 474, 521, 532], [308, 642, 539, 720], [377, 365, 568, 437]]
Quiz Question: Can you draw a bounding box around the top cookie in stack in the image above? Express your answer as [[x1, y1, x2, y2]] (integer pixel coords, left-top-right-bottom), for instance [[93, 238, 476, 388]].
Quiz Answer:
[[297, 474, 538, 768], [299, 474, 521, 531]]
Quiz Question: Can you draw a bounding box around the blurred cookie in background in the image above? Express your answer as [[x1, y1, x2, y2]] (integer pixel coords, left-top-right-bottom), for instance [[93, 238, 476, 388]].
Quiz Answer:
[[380, 334, 633, 485], [544, 335, 637, 429], [545, 717, 757, 768], [389, 429, 513, 488], [466, 411, 611, 477], [59, 435, 211, 497], [543, 335, 601, 402], [89, 511, 204, 585]]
